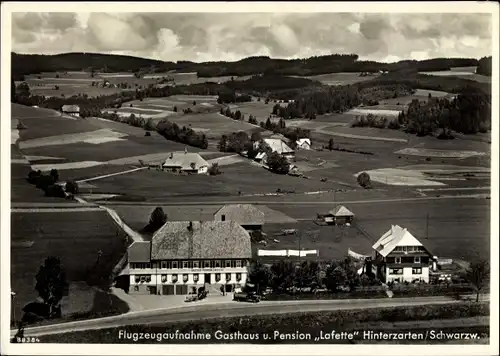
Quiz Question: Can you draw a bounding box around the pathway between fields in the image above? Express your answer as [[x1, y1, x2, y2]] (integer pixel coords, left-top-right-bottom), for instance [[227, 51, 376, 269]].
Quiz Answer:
[[76, 166, 148, 183]]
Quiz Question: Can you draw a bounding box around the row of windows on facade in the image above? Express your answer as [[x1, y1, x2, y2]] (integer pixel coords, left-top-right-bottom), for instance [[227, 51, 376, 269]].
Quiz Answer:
[[134, 273, 243, 283], [130, 260, 248, 270], [392, 246, 426, 252], [392, 256, 423, 264], [389, 268, 423, 275]]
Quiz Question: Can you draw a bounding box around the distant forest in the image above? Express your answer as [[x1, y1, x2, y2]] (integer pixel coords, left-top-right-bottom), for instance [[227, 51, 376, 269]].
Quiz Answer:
[[476, 56, 492, 76], [11, 52, 484, 80]]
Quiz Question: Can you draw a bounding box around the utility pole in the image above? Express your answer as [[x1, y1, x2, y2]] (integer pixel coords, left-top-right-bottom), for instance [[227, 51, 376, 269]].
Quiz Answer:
[[425, 213, 429, 239]]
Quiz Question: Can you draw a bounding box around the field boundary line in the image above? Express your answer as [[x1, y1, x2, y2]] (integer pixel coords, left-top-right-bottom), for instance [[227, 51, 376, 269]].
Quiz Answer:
[[76, 166, 148, 183]]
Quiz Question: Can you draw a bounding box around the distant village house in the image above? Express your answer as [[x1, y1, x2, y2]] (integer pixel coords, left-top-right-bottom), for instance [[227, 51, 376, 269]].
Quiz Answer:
[[213, 204, 265, 231], [61, 105, 80, 117], [254, 138, 295, 160], [162, 151, 209, 174], [295, 138, 311, 150]]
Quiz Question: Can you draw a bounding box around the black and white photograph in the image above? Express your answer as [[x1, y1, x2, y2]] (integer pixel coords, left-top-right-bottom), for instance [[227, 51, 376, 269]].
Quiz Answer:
[[1, 2, 498, 355]]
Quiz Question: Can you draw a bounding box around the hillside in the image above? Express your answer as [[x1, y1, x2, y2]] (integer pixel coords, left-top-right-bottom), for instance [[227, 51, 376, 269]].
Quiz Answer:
[[12, 52, 481, 80]]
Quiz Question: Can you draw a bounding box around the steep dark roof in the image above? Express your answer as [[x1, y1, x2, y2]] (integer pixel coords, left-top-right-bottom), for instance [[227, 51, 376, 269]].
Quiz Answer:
[[214, 204, 265, 226], [151, 221, 252, 260], [128, 241, 151, 263]]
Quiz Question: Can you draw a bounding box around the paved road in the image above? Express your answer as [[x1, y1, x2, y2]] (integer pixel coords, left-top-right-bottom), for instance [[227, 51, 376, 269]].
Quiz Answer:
[[13, 295, 488, 337]]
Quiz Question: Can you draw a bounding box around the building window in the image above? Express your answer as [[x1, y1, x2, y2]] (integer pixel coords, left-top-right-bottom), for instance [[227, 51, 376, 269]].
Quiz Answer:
[[236, 260, 242, 268], [395, 257, 401, 264], [161, 275, 168, 283], [215, 260, 221, 268], [171, 274, 178, 283], [414, 256, 421, 264], [183, 274, 189, 283], [134, 286, 139, 292], [241, 260, 248, 267], [390, 268, 403, 275], [134, 275, 140, 283], [221, 214, 226, 221], [226, 273, 231, 281], [193, 261, 200, 268], [236, 273, 242, 281], [412, 268, 422, 275], [230, 260, 236, 268], [138, 275, 151, 283], [172, 261, 178, 269], [183, 261, 189, 269], [215, 273, 221, 282], [210, 260, 215, 268], [160, 261, 168, 269], [193, 274, 199, 283], [203, 260, 210, 268], [225, 260, 231, 268]]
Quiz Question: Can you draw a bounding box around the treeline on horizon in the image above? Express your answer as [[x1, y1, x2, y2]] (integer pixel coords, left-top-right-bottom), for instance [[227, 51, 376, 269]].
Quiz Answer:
[[11, 52, 486, 80]]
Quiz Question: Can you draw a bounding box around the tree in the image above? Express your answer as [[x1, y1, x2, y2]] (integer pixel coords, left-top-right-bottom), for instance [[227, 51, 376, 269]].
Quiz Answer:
[[173, 106, 178, 112], [357, 172, 372, 189], [16, 82, 31, 98], [143, 118, 155, 131], [201, 134, 209, 149], [267, 152, 290, 174], [324, 263, 347, 292], [328, 138, 334, 151], [148, 207, 167, 232], [11, 76, 17, 102], [218, 135, 228, 152], [35, 257, 68, 317], [465, 259, 490, 302], [265, 117, 272, 130], [192, 100, 197, 106], [270, 261, 296, 293], [208, 163, 221, 176], [65, 180, 79, 195], [50, 169, 59, 183], [251, 131, 262, 142], [234, 110, 242, 121], [247, 261, 273, 293]]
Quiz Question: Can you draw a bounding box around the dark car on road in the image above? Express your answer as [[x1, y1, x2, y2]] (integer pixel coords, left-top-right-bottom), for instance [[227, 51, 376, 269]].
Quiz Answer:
[[233, 291, 261, 303]]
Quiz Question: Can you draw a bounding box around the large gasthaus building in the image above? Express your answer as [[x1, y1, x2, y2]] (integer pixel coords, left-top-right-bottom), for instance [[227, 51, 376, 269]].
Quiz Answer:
[[127, 221, 252, 295]]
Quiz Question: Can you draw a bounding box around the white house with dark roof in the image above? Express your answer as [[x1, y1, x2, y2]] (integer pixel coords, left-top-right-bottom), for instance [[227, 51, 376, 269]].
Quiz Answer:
[[254, 138, 295, 160], [296, 138, 311, 150], [127, 221, 252, 295], [61, 105, 80, 117], [213, 204, 265, 231], [162, 151, 209, 174], [372, 225, 434, 283]]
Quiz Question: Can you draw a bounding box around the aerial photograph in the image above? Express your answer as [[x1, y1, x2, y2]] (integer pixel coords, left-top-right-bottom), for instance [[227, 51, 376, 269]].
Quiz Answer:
[[4, 7, 495, 351]]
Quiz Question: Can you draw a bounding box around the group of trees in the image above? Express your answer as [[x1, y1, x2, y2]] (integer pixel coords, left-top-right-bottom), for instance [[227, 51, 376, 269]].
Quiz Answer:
[[156, 119, 208, 149], [217, 92, 252, 104], [27, 169, 79, 197], [357, 172, 372, 189], [246, 257, 378, 294], [475, 56, 492, 77], [398, 86, 491, 136], [218, 131, 252, 154], [220, 107, 245, 121], [351, 113, 400, 130]]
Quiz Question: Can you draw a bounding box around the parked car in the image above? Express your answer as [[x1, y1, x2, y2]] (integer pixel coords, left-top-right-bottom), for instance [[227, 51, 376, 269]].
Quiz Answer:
[[233, 291, 260, 303]]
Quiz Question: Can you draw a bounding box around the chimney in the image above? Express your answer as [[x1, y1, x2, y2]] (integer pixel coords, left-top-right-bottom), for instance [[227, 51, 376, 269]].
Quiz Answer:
[[169, 152, 173, 159]]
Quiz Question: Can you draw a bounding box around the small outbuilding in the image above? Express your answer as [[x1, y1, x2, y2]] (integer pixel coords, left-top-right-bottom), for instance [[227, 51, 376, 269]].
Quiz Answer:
[[323, 205, 354, 225], [61, 105, 80, 117]]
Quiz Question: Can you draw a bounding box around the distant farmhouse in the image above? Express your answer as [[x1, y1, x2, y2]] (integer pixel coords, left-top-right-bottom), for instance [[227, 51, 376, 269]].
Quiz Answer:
[[254, 138, 295, 160], [213, 204, 265, 231], [127, 221, 252, 295], [162, 151, 209, 174], [61, 105, 80, 117], [296, 138, 311, 150], [323, 205, 354, 225], [372, 225, 435, 283]]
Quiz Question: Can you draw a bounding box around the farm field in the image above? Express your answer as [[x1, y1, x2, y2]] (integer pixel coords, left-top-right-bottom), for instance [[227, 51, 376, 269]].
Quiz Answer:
[[267, 197, 490, 262], [418, 66, 491, 83], [227, 100, 277, 121], [104, 95, 224, 120], [292, 72, 380, 86], [83, 162, 349, 201], [10, 210, 129, 322], [22, 71, 253, 98]]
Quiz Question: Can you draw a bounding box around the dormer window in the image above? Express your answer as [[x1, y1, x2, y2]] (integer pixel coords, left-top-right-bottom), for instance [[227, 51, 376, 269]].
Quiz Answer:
[[221, 214, 226, 221]]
